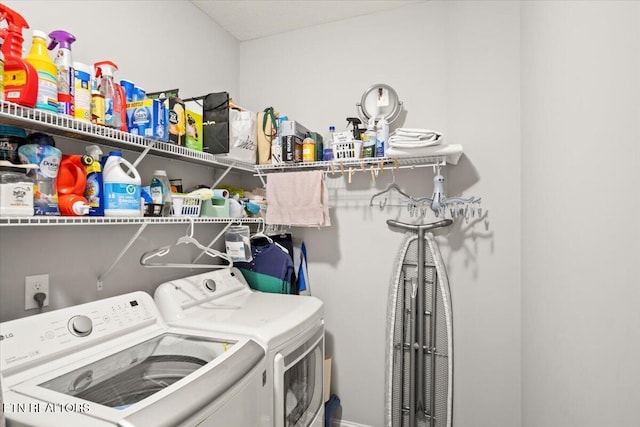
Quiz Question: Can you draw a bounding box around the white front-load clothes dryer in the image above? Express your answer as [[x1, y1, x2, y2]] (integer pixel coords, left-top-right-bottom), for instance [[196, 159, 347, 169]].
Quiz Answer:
[[0, 291, 266, 427], [154, 268, 325, 427]]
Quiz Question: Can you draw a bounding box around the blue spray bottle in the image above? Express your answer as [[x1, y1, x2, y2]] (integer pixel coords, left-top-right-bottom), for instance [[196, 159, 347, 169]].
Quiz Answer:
[[47, 30, 76, 116]]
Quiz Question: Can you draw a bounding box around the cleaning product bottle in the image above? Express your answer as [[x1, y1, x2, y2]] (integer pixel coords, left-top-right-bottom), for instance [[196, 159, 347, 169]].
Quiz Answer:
[[17, 134, 62, 215], [48, 30, 76, 116], [323, 125, 335, 161], [0, 3, 38, 108], [56, 154, 90, 216], [24, 30, 58, 113], [103, 151, 141, 217], [150, 170, 172, 216], [0, 35, 5, 102], [362, 117, 376, 158], [73, 61, 92, 122], [84, 145, 104, 216], [94, 61, 124, 130], [376, 116, 388, 158]]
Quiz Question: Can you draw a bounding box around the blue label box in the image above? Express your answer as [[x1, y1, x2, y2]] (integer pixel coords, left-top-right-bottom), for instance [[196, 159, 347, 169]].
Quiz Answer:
[[126, 99, 169, 142]]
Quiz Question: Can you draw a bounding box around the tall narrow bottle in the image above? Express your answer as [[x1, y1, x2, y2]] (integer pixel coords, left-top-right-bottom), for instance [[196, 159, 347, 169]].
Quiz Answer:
[[48, 30, 76, 116]]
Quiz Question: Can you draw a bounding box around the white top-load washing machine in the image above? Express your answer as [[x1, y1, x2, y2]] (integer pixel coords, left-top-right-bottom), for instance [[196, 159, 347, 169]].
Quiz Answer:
[[0, 291, 267, 427], [154, 268, 325, 427]]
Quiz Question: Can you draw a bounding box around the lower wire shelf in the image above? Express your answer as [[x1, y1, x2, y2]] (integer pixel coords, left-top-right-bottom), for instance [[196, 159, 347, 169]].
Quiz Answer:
[[0, 216, 263, 226]]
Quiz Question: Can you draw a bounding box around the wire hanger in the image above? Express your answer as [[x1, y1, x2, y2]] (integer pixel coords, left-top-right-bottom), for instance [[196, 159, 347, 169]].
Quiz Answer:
[[369, 181, 413, 209], [140, 218, 233, 269]]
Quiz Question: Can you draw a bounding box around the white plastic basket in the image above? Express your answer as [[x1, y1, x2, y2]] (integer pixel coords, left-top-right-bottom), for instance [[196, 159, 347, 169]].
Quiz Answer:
[[332, 140, 362, 160], [170, 195, 202, 217]]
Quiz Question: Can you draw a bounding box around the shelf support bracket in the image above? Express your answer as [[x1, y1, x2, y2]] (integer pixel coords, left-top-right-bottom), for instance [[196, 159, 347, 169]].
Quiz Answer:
[[132, 140, 158, 169], [97, 223, 148, 290], [212, 164, 234, 189]]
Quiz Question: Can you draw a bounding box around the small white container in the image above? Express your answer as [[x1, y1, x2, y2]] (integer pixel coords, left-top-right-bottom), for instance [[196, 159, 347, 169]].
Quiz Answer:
[[0, 170, 34, 217]]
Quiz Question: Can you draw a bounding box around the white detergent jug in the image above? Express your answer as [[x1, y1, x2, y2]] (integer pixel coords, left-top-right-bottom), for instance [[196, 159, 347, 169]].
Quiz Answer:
[[103, 151, 141, 217]]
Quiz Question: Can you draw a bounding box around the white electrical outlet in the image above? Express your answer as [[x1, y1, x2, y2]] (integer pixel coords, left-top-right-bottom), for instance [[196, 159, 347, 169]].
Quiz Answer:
[[25, 274, 50, 310]]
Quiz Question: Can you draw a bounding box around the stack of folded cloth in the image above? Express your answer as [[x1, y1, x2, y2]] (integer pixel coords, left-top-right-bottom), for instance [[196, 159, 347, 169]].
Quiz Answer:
[[388, 128, 443, 148], [386, 127, 463, 165]]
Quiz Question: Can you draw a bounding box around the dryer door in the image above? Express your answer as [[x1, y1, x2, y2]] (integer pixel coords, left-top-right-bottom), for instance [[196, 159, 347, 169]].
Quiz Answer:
[[274, 327, 324, 427]]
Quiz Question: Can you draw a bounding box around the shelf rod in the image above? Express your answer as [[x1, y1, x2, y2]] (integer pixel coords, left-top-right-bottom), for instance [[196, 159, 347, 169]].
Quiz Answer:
[[97, 223, 148, 291]]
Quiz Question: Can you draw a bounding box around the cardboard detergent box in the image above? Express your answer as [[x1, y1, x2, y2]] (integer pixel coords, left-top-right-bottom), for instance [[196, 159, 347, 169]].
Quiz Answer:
[[184, 98, 203, 152], [280, 120, 312, 140], [147, 89, 186, 146], [126, 99, 169, 142]]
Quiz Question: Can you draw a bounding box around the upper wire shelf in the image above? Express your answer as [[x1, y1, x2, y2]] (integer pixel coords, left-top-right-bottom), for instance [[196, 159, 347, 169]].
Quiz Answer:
[[0, 100, 256, 172]]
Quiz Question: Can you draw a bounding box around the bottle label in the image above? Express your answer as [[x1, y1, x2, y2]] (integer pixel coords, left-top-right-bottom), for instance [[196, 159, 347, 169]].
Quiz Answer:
[[35, 70, 58, 112], [39, 155, 61, 178], [84, 174, 101, 208], [104, 183, 141, 211]]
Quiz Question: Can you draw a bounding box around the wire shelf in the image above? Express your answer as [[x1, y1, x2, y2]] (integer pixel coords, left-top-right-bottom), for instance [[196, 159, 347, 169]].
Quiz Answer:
[[0, 100, 256, 172], [0, 216, 263, 227]]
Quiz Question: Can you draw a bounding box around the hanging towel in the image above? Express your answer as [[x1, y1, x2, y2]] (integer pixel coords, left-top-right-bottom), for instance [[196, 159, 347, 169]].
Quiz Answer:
[[266, 170, 331, 227]]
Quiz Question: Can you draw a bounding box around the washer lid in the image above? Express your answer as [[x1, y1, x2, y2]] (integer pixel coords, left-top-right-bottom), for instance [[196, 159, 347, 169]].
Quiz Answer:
[[356, 83, 403, 123]]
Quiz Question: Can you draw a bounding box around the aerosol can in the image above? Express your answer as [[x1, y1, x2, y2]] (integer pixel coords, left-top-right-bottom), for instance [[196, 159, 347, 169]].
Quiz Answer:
[[48, 30, 76, 116]]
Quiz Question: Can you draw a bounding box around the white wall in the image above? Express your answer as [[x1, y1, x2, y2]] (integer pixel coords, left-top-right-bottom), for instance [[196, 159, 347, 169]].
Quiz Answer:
[[0, 0, 244, 321], [521, 2, 640, 427], [239, 2, 521, 426]]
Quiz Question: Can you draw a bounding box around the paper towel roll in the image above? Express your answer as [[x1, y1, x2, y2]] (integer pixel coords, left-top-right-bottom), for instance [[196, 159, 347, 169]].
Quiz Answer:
[[213, 189, 229, 199]]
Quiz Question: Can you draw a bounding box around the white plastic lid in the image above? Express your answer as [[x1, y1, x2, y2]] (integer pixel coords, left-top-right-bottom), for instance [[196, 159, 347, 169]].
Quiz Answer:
[[153, 170, 167, 176], [73, 61, 92, 74], [32, 30, 47, 40]]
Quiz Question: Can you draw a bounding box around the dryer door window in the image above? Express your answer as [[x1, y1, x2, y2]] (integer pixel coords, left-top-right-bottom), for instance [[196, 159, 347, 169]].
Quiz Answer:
[[279, 330, 323, 427]]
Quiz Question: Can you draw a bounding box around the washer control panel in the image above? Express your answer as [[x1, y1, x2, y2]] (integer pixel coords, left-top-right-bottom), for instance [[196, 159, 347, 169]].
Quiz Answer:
[[155, 268, 249, 311], [0, 291, 156, 372]]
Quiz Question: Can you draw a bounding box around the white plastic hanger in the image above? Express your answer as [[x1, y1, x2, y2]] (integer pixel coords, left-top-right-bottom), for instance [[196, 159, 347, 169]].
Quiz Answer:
[[250, 218, 273, 245], [140, 218, 233, 269]]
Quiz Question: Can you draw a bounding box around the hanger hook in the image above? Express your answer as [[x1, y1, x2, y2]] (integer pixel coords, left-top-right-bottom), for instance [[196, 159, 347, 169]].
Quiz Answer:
[[257, 218, 266, 235], [186, 217, 195, 238]]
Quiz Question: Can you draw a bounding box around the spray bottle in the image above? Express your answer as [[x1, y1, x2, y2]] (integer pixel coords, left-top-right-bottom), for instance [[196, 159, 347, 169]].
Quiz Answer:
[[94, 61, 126, 130], [25, 30, 58, 113], [0, 4, 38, 108], [48, 30, 76, 116]]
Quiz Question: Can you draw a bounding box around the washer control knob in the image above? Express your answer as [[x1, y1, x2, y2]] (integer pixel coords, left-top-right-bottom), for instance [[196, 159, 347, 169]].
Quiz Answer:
[[68, 315, 93, 337], [203, 279, 216, 292]]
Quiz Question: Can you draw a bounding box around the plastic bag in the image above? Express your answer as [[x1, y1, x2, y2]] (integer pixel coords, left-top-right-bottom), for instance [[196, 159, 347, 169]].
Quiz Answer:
[[228, 109, 257, 163]]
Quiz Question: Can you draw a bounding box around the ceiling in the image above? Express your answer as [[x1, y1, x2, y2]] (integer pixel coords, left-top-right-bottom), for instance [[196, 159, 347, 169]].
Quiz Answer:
[[191, 0, 426, 41]]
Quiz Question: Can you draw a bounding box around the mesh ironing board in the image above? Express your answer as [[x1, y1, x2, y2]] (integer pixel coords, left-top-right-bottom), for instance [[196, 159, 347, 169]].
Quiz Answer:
[[385, 220, 454, 427]]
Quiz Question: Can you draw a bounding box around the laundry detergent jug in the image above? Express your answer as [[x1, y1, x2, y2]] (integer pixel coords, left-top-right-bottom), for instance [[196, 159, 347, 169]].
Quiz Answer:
[[103, 151, 141, 217]]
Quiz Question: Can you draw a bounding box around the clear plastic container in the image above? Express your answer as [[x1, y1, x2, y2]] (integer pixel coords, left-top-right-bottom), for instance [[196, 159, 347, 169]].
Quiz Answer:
[[225, 225, 252, 262]]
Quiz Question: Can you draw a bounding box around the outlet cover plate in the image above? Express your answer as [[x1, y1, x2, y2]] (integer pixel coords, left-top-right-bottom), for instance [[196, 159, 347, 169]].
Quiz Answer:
[[25, 274, 50, 310]]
